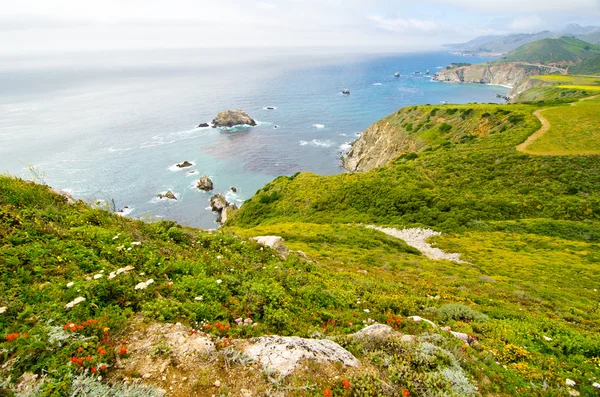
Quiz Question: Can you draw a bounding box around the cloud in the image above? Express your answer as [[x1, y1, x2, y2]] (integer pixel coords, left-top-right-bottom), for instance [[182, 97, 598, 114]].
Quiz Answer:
[[509, 16, 544, 32], [432, 0, 599, 13], [258, 1, 277, 9], [368, 16, 446, 34]]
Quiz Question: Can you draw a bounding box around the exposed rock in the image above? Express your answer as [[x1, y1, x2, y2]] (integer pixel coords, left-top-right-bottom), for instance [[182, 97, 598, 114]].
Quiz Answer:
[[265, 106, 275, 110], [176, 161, 193, 168], [394, 72, 400, 77], [350, 324, 416, 343], [242, 336, 359, 375], [343, 121, 423, 172], [251, 236, 289, 259], [52, 189, 76, 205], [366, 226, 467, 263], [209, 194, 237, 224], [196, 175, 214, 191], [231, 186, 237, 193], [212, 109, 256, 128], [197, 123, 210, 128], [342, 89, 350, 95], [157, 190, 177, 200]]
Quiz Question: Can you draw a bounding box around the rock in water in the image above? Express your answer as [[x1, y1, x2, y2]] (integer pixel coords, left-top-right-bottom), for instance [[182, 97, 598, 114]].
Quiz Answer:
[[197, 123, 210, 128], [196, 175, 214, 191], [231, 186, 237, 193], [342, 88, 350, 95], [176, 161, 193, 168], [212, 109, 256, 128], [394, 72, 400, 77], [157, 190, 177, 200], [209, 194, 237, 224]]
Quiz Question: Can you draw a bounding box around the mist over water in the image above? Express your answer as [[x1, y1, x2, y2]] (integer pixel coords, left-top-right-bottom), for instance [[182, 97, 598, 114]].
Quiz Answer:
[[0, 48, 508, 228]]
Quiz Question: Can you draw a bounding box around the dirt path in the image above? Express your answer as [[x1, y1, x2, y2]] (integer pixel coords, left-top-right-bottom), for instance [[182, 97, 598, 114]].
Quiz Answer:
[[516, 95, 599, 154]]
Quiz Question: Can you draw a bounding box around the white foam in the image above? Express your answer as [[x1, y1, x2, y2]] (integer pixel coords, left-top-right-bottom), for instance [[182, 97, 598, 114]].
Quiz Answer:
[[339, 133, 348, 137], [168, 161, 196, 172], [373, 83, 383, 86], [116, 207, 135, 217], [224, 190, 244, 204], [340, 142, 352, 153], [299, 139, 334, 148], [312, 124, 325, 129]]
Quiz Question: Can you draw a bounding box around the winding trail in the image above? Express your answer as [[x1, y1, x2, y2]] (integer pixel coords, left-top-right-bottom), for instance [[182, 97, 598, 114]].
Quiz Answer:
[[516, 95, 599, 155]]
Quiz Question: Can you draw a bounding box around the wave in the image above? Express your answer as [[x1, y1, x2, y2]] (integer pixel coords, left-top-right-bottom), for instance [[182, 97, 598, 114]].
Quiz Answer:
[[373, 83, 383, 86], [116, 206, 134, 217], [299, 139, 334, 148], [168, 161, 196, 172], [312, 124, 325, 129], [108, 146, 136, 153], [340, 142, 352, 153], [224, 190, 244, 204]]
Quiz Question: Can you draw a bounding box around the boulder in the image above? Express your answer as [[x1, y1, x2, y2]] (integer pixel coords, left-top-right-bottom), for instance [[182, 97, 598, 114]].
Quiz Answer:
[[157, 190, 177, 200], [350, 323, 416, 344], [196, 175, 214, 191], [176, 161, 193, 168], [242, 336, 359, 376], [394, 72, 400, 77], [251, 236, 289, 258], [231, 186, 237, 193], [197, 123, 210, 128], [212, 109, 256, 128]]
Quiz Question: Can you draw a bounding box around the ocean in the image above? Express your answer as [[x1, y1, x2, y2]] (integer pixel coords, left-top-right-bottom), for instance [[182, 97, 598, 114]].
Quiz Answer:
[[0, 48, 509, 229]]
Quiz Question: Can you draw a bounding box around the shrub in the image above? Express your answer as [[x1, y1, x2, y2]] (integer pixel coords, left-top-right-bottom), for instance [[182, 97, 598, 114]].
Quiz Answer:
[[438, 123, 452, 133], [438, 304, 488, 323]]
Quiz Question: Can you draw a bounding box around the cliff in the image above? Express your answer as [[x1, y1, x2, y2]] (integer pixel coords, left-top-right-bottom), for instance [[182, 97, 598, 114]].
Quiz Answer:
[[432, 63, 550, 99]]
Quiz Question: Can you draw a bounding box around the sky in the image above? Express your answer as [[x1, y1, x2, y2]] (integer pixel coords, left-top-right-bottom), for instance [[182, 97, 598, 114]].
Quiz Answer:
[[1, 0, 599, 55]]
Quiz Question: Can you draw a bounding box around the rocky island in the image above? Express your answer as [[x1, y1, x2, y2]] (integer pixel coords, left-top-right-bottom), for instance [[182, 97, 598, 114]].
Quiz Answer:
[[211, 109, 256, 128]]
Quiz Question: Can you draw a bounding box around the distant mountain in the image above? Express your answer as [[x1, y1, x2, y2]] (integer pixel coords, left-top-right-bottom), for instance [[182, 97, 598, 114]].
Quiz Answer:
[[493, 37, 600, 65], [447, 24, 600, 54]]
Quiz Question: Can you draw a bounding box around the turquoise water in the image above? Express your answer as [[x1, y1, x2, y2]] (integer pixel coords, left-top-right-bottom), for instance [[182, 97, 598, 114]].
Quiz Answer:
[[0, 49, 508, 229]]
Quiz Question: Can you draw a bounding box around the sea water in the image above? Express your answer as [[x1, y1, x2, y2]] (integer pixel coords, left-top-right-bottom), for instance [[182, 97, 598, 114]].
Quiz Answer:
[[0, 48, 509, 228]]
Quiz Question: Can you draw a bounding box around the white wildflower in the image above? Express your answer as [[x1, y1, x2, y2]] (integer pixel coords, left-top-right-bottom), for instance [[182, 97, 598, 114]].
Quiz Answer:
[[592, 382, 600, 388], [108, 272, 116, 279], [569, 390, 580, 397], [93, 274, 103, 280], [146, 279, 154, 286], [139, 272, 145, 276], [134, 279, 154, 290], [566, 379, 576, 387], [65, 297, 86, 310], [194, 296, 203, 301], [216, 279, 223, 284], [363, 309, 370, 313], [216, 255, 222, 260], [127, 247, 132, 251], [116, 265, 135, 275], [131, 241, 141, 246], [112, 234, 120, 240], [0, 307, 6, 314], [543, 336, 552, 341], [66, 282, 74, 288]]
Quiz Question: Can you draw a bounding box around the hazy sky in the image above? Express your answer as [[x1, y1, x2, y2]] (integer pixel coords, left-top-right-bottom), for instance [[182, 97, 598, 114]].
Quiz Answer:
[[1, 0, 599, 55]]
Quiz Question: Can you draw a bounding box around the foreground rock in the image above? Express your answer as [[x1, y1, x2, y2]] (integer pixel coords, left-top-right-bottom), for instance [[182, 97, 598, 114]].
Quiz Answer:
[[350, 323, 416, 343], [251, 236, 289, 259], [157, 190, 177, 200], [209, 194, 238, 224], [242, 336, 359, 376], [196, 175, 214, 191], [176, 161, 193, 168], [212, 109, 256, 128]]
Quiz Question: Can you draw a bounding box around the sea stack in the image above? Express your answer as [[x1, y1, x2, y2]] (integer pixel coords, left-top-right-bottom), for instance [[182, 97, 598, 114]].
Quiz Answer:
[[157, 190, 177, 200], [196, 175, 214, 191], [394, 72, 400, 77], [212, 109, 256, 128], [176, 161, 193, 168]]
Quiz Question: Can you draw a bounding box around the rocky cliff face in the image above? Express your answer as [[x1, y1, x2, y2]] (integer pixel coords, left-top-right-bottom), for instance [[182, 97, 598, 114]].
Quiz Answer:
[[432, 63, 548, 99], [343, 121, 424, 172]]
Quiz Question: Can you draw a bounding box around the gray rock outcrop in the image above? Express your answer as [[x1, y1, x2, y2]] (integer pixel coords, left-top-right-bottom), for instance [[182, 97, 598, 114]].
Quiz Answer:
[[176, 161, 193, 168], [209, 194, 237, 224], [251, 236, 289, 258], [157, 190, 177, 200], [196, 175, 214, 191], [242, 336, 359, 375], [212, 109, 256, 128]]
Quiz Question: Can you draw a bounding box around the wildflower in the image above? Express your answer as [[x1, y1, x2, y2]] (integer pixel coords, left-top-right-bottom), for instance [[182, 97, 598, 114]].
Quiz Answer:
[[119, 346, 127, 355], [0, 307, 6, 314], [91, 367, 97, 373], [363, 309, 370, 313], [131, 241, 141, 246], [566, 379, 576, 387], [403, 390, 410, 397], [98, 347, 106, 355], [569, 390, 580, 397], [78, 347, 84, 352], [85, 355, 92, 361], [543, 336, 552, 341], [100, 364, 107, 371], [593, 382, 600, 389], [112, 233, 121, 240], [323, 389, 331, 397], [65, 297, 86, 310], [194, 296, 203, 301], [135, 279, 154, 290], [108, 272, 116, 279], [116, 266, 135, 275], [6, 333, 20, 341], [342, 379, 351, 389], [216, 279, 223, 284], [93, 274, 103, 280], [66, 282, 74, 288]]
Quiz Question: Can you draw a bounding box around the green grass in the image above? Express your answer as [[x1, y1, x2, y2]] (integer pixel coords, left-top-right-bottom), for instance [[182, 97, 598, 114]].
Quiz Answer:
[[494, 37, 600, 65], [526, 97, 600, 154], [529, 75, 600, 85], [569, 55, 600, 76]]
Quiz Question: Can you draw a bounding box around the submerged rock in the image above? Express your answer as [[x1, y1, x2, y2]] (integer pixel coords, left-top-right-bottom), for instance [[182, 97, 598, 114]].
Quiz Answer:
[[197, 123, 210, 128], [251, 236, 289, 259], [157, 190, 177, 200], [176, 161, 193, 168], [212, 109, 256, 128], [196, 175, 214, 191]]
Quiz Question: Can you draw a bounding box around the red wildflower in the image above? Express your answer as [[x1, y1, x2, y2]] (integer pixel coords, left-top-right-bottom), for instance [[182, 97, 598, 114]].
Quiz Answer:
[[100, 364, 107, 371], [78, 347, 84, 353], [323, 389, 332, 397], [403, 390, 410, 397], [97, 346, 106, 355], [6, 333, 20, 341], [119, 346, 127, 355], [342, 379, 351, 390], [91, 367, 97, 373], [85, 355, 92, 361]]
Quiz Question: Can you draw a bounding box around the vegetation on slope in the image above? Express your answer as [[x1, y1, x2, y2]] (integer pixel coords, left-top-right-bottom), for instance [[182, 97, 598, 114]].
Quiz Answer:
[[568, 55, 600, 75], [493, 37, 600, 65]]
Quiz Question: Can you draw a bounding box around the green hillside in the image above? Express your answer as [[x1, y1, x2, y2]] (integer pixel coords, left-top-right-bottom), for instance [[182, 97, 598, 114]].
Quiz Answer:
[[493, 37, 600, 65], [569, 55, 600, 75]]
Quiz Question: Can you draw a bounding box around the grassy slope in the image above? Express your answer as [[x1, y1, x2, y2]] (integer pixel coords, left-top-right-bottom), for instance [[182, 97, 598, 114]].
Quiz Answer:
[[493, 37, 600, 65], [525, 96, 600, 154], [569, 56, 600, 75]]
